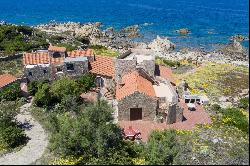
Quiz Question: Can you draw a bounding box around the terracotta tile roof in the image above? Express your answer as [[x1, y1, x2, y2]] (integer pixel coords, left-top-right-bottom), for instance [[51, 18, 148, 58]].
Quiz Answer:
[[158, 65, 176, 85], [23, 49, 94, 65], [23, 52, 50, 65], [23, 49, 115, 78], [89, 56, 115, 77], [116, 71, 156, 100], [0, 74, 17, 88], [67, 49, 93, 58], [48, 45, 66, 52], [50, 57, 65, 65]]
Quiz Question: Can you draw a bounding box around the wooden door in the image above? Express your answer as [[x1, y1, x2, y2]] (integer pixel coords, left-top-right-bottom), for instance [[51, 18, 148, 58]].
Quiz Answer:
[[130, 108, 142, 121]]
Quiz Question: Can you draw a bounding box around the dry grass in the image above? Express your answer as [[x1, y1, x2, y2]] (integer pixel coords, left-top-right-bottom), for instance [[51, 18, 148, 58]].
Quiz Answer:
[[174, 62, 249, 102]]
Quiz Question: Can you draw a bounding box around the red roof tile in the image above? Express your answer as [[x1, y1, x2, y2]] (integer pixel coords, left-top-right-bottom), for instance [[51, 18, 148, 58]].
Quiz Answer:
[[0, 74, 17, 88], [23, 52, 50, 65], [23, 49, 94, 65], [116, 71, 156, 100], [67, 49, 93, 58], [48, 45, 66, 52], [159, 65, 176, 85], [89, 56, 115, 77]]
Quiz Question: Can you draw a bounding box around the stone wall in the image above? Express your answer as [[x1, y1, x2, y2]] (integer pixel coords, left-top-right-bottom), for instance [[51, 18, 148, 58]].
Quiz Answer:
[[25, 61, 89, 81], [165, 103, 183, 124], [176, 104, 184, 122], [166, 104, 177, 124], [137, 60, 155, 77], [24, 65, 51, 81], [115, 59, 136, 82], [48, 51, 65, 58], [118, 92, 158, 121], [62, 61, 89, 78], [0, 53, 22, 62]]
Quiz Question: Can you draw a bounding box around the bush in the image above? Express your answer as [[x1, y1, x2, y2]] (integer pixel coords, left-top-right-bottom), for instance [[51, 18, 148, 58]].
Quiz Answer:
[[0, 126, 27, 149], [220, 108, 249, 134], [50, 76, 80, 102], [155, 56, 181, 67], [144, 130, 180, 165], [34, 83, 54, 107], [238, 97, 249, 109], [48, 101, 139, 164], [0, 82, 21, 101], [0, 101, 27, 149], [28, 80, 49, 96], [77, 73, 95, 93]]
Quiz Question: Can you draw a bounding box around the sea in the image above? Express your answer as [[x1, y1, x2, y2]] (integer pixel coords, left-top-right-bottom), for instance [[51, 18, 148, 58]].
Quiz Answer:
[[0, 0, 249, 51]]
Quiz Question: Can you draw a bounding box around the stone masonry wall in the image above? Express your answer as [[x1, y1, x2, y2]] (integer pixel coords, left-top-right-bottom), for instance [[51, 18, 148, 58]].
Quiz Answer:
[[24, 65, 51, 81], [118, 92, 158, 121], [137, 60, 155, 77], [115, 59, 136, 82], [62, 61, 89, 78]]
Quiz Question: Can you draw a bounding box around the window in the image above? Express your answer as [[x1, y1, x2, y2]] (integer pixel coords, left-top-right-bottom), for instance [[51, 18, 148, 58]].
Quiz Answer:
[[43, 69, 47, 74], [185, 99, 190, 103], [52, 52, 61, 58], [95, 77, 104, 87], [196, 99, 200, 103], [190, 99, 195, 103], [28, 71, 32, 76], [57, 67, 62, 72], [66, 63, 74, 71]]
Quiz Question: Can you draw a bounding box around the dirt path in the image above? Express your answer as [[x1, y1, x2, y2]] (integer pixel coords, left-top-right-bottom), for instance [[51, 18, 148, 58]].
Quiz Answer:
[[0, 103, 48, 165]]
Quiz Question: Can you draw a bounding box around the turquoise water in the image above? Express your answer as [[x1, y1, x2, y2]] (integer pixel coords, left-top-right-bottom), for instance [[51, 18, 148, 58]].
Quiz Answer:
[[0, 0, 249, 50]]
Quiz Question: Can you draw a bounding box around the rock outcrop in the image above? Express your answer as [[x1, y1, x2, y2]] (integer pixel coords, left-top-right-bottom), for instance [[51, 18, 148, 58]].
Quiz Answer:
[[176, 28, 190, 35], [230, 34, 248, 42], [148, 36, 175, 53], [35, 22, 142, 52]]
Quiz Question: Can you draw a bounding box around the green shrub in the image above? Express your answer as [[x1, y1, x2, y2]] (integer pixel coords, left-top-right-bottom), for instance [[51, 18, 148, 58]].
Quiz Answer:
[[34, 83, 54, 107], [28, 79, 49, 96], [28, 81, 39, 96], [238, 97, 249, 109], [155, 56, 181, 67], [0, 101, 27, 149], [0, 82, 21, 101], [144, 130, 179, 165], [220, 108, 249, 134], [50, 76, 80, 102], [0, 125, 27, 149], [77, 73, 95, 93]]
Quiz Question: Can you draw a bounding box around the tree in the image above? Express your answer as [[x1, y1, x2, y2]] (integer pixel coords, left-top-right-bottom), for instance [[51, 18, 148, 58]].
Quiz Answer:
[[49, 101, 137, 164], [34, 83, 53, 107], [77, 74, 95, 93], [28, 79, 49, 96], [50, 76, 80, 102]]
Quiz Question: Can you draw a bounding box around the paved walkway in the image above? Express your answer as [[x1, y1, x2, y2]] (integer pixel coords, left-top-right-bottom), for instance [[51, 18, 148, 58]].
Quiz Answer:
[[119, 99, 212, 141], [0, 103, 48, 165]]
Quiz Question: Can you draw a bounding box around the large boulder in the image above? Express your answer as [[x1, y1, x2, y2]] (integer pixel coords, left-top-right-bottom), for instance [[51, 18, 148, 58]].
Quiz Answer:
[[148, 36, 176, 53], [217, 40, 248, 61], [176, 28, 190, 35]]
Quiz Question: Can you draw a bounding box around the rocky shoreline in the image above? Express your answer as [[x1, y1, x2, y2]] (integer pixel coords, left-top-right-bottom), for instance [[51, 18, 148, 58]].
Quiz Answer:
[[34, 21, 249, 66]]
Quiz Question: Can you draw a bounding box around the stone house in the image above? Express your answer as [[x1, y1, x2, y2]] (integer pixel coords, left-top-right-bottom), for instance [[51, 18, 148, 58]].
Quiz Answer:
[[114, 49, 183, 124], [22, 46, 182, 124]]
